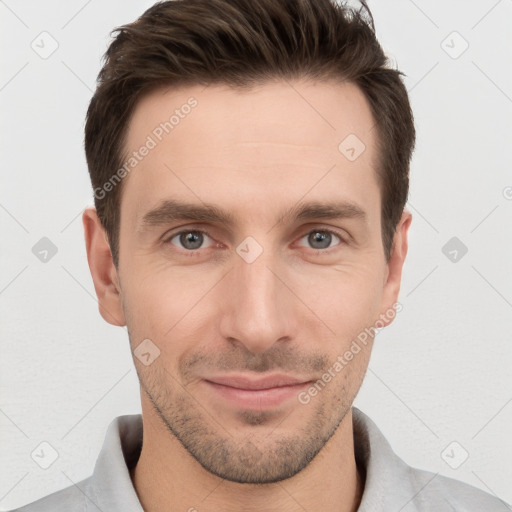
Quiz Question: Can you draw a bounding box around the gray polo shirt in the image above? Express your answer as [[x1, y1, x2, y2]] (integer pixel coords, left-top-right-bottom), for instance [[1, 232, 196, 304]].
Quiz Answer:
[[11, 408, 509, 511]]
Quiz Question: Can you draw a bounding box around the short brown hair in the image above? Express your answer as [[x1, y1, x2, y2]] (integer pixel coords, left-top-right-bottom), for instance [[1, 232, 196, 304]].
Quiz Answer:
[[85, 0, 415, 266]]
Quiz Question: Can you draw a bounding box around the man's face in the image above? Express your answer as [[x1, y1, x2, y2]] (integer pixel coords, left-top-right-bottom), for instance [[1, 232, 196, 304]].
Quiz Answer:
[[99, 80, 408, 483]]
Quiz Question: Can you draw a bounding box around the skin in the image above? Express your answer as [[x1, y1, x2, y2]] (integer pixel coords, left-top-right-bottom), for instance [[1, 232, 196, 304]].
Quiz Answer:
[[84, 79, 411, 512]]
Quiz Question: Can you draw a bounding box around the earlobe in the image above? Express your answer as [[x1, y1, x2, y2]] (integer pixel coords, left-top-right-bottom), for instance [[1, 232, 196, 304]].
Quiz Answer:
[[83, 207, 126, 326], [378, 209, 412, 327]]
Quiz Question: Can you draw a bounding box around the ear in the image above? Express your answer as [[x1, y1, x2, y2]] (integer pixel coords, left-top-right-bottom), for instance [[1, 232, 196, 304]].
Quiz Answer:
[[83, 207, 126, 326], [378, 209, 412, 327]]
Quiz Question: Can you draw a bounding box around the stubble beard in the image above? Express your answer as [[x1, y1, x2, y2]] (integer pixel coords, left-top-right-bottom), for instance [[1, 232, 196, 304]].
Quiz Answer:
[[139, 363, 354, 484]]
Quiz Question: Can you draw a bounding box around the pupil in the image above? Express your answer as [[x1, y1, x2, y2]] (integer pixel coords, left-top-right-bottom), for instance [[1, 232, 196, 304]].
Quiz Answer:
[[310, 231, 331, 249], [181, 232, 202, 250]]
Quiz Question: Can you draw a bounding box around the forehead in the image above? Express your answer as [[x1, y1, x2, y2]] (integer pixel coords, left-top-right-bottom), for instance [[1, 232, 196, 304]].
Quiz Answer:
[[120, 80, 379, 224]]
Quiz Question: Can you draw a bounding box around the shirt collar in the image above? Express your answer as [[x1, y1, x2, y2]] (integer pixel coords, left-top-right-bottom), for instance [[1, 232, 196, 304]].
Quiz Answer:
[[352, 408, 424, 511], [86, 413, 144, 512], [86, 407, 418, 512]]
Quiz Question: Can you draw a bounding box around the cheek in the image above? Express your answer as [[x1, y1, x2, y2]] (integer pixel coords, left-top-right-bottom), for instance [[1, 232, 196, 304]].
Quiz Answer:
[[120, 249, 386, 359], [294, 261, 385, 333], [121, 264, 221, 349]]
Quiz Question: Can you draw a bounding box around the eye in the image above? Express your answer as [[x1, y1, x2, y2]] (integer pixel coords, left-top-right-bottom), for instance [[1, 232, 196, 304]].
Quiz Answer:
[[297, 229, 344, 251], [166, 230, 215, 251]]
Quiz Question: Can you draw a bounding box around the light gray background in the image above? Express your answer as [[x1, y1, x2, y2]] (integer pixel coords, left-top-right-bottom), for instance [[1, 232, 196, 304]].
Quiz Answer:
[[1, 0, 511, 509]]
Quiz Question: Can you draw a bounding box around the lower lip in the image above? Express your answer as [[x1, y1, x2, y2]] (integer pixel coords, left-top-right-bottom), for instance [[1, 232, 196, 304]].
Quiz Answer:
[[204, 380, 310, 409]]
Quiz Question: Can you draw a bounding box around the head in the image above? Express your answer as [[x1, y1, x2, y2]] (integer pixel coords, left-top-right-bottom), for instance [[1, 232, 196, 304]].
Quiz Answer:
[[84, 0, 414, 484]]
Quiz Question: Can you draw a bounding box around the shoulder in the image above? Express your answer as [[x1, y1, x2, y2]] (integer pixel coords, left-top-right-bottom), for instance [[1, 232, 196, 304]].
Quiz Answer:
[[8, 477, 92, 512], [403, 465, 509, 511], [9, 414, 143, 512], [352, 408, 509, 511]]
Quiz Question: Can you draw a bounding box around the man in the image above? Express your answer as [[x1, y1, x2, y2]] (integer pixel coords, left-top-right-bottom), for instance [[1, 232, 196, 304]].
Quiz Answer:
[[12, 0, 509, 510]]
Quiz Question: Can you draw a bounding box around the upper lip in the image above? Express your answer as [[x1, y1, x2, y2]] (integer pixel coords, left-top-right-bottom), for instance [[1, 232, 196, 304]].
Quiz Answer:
[[204, 374, 310, 390]]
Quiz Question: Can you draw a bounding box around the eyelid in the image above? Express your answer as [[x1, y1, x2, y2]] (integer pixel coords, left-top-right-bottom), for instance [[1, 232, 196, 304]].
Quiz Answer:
[[161, 223, 213, 240]]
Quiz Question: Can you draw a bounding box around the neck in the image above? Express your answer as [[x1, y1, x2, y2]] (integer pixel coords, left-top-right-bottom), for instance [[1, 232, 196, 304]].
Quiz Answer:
[[131, 406, 363, 512]]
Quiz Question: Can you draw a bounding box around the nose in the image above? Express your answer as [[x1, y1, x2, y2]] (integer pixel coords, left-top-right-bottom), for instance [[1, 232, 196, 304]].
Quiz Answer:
[[219, 246, 295, 354]]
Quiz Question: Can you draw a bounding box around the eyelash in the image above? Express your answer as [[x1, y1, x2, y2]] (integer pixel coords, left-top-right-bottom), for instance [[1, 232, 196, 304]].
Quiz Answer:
[[163, 227, 348, 254]]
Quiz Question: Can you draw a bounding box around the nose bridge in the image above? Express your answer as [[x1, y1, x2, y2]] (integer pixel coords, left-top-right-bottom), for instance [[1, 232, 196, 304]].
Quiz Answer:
[[220, 242, 291, 354]]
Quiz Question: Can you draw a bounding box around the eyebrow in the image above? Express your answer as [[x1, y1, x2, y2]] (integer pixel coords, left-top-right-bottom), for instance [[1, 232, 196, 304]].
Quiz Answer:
[[280, 200, 367, 224], [139, 198, 367, 231], [140, 199, 236, 230]]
